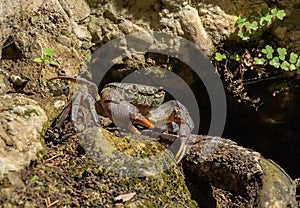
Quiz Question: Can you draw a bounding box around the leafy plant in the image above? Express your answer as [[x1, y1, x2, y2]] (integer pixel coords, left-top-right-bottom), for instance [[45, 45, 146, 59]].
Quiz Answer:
[[236, 7, 286, 40], [277, 47, 287, 61], [215, 52, 227, 61], [34, 48, 59, 66], [254, 57, 266, 65], [262, 45, 274, 59], [269, 56, 280, 68], [214, 45, 300, 73], [30, 175, 44, 186], [230, 52, 241, 61], [254, 45, 300, 71], [215, 8, 300, 73]]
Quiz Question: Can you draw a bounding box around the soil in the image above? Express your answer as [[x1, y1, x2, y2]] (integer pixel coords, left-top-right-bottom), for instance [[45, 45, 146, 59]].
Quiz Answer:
[[1, 115, 198, 207]]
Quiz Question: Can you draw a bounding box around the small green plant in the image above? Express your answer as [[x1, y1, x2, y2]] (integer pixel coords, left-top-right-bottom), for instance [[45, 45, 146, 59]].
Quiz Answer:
[[30, 175, 44, 186], [229, 52, 241, 61], [236, 8, 286, 40], [215, 8, 300, 73], [215, 46, 300, 73], [214, 52, 227, 61], [34, 48, 59, 66], [253, 45, 300, 72], [215, 52, 241, 62]]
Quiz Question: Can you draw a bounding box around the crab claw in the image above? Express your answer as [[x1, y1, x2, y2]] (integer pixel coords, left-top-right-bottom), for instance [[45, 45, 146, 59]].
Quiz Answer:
[[131, 113, 155, 129], [175, 141, 187, 163], [174, 123, 191, 163], [148, 100, 194, 163], [104, 100, 154, 135]]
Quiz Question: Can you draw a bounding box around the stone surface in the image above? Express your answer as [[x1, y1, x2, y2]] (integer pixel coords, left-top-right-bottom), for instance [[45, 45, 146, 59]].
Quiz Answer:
[[0, 0, 43, 59], [197, 2, 238, 44], [271, 6, 300, 54], [63, 0, 90, 22], [180, 6, 215, 56], [0, 94, 47, 181]]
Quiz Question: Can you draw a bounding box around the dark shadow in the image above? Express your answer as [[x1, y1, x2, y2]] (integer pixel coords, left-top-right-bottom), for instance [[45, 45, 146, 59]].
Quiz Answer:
[[1, 36, 23, 61], [183, 166, 217, 208]]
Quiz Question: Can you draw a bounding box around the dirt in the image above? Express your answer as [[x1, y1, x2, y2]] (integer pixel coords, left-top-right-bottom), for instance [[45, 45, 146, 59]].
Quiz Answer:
[[1, 115, 198, 207]]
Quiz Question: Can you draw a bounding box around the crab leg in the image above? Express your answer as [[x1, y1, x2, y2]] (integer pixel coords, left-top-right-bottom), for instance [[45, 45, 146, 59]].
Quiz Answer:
[[85, 94, 99, 124], [72, 90, 82, 122], [175, 122, 192, 162], [47, 76, 100, 101], [55, 100, 72, 128], [148, 100, 194, 163], [48, 76, 100, 127]]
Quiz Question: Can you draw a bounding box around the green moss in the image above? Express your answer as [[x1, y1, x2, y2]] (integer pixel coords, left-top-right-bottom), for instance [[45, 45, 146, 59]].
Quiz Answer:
[[6, 116, 197, 207]]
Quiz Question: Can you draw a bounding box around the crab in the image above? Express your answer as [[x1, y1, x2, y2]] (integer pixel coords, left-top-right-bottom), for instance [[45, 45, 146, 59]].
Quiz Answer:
[[47, 76, 194, 163]]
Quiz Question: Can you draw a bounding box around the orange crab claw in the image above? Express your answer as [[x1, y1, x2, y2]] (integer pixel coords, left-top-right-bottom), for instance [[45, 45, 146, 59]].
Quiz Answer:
[[131, 114, 155, 129]]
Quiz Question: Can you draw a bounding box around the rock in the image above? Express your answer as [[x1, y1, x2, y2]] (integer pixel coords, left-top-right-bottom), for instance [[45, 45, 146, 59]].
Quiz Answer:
[[63, 0, 90, 22], [118, 20, 144, 34], [0, 0, 299, 206], [161, 0, 186, 10], [57, 35, 72, 47], [272, 26, 288, 41], [21, 0, 43, 17], [8, 75, 28, 90], [180, 6, 215, 57], [53, 100, 66, 109], [197, 3, 237, 44], [0, 71, 8, 94], [87, 16, 103, 43], [271, 6, 300, 54], [103, 5, 119, 23], [71, 23, 92, 41], [125, 31, 154, 52], [0, 0, 43, 59], [0, 94, 47, 183], [184, 135, 297, 207]]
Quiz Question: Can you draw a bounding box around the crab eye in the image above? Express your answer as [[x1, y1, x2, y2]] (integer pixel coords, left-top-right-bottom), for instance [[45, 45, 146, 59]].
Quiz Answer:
[[155, 86, 165, 98], [130, 84, 138, 93]]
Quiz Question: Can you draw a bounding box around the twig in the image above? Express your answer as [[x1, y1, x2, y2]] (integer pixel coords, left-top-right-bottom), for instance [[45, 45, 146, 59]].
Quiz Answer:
[[44, 154, 62, 163], [45, 197, 59, 208]]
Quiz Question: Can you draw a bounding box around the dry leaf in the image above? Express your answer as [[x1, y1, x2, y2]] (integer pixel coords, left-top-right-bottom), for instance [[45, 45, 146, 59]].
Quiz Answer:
[[114, 192, 136, 202]]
